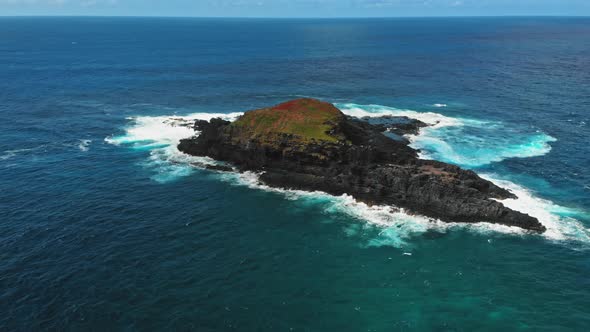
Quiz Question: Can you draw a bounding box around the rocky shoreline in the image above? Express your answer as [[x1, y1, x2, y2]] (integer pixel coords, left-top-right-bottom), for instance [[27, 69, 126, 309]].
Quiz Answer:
[[178, 98, 546, 233]]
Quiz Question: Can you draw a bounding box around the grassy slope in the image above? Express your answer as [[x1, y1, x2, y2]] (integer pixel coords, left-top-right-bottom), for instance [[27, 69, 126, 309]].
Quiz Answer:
[[231, 98, 344, 143]]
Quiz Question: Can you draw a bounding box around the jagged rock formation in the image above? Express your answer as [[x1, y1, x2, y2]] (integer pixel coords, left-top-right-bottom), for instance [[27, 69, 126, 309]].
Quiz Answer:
[[178, 98, 546, 232]]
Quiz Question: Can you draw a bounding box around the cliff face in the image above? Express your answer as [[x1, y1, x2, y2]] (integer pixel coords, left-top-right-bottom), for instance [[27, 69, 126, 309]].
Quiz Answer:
[[178, 98, 546, 233]]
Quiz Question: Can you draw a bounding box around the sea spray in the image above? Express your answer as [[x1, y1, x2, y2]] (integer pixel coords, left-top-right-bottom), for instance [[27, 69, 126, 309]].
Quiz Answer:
[[336, 103, 557, 167], [483, 174, 590, 243], [105, 112, 242, 146], [106, 112, 241, 182]]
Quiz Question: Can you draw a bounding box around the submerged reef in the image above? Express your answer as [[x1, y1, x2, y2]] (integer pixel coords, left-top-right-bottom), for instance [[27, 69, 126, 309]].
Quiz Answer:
[[178, 98, 546, 232]]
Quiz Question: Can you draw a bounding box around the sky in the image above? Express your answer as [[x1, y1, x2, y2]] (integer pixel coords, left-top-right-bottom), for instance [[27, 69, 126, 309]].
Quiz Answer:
[[0, 0, 588, 17]]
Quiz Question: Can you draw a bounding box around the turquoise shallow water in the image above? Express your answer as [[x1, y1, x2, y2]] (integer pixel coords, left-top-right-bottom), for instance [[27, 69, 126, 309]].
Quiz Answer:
[[1, 17, 590, 331]]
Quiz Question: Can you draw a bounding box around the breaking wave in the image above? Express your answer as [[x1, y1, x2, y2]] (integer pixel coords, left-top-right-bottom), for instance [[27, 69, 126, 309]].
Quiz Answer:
[[105, 112, 241, 183], [215, 171, 536, 248], [336, 103, 557, 168], [78, 139, 92, 152], [214, 171, 590, 247], [106, 103, 589, 247]]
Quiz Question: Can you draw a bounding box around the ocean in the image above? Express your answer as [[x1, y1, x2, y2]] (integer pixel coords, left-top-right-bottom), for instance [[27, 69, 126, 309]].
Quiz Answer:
[[1, 17, 589, 331]]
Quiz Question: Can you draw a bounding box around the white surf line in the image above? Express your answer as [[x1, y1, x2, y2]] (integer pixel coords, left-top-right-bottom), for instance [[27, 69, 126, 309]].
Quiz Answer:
[[483, 174, 590, 243], [106, 104, 589, 245], [217, 170, 535, 248], [335, 103, 588, 243]]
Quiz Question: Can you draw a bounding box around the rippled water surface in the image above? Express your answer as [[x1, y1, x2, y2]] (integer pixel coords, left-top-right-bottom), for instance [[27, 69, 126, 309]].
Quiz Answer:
[[1, 17, 590, 331]]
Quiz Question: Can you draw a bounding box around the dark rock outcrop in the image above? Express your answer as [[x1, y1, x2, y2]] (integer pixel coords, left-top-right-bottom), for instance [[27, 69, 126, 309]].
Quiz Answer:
[[178, 98, 546, 233]]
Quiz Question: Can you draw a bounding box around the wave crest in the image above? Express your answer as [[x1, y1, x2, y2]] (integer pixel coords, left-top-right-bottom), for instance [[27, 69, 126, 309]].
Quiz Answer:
[[105, 111, 241, 182], [337, 103, 557, 168]]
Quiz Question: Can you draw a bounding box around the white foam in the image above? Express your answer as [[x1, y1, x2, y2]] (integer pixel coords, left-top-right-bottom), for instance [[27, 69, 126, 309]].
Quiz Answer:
[[0, 150, 17, 161], [105, 112, 242, 146], [105, 111, 242, 182], [0, 145, 48, 161], [484, 174, 590, 243], [216, 171, 438, 247], [410, 129, 556, 167], [107, 103, 588, 247], [334, 103, 588, 243], [336, 103, 464, 129], [78, 139, 92, 152], [213, 171, 540, 248], [433, 103, 448, 108], [338, 103, 556, 167]]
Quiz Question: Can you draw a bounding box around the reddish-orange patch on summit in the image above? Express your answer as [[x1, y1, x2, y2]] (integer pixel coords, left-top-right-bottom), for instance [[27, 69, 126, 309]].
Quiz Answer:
[[273, 100, 300, 111], [231, 98, 344, 142]]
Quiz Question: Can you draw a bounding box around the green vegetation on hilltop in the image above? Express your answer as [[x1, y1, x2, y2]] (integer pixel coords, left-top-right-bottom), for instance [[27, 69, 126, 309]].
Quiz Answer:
[[230, 98, 344, 143]]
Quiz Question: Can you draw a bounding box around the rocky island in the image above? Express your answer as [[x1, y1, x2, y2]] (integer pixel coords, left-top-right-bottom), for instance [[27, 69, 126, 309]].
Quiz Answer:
[[178, 98, 546, 232]]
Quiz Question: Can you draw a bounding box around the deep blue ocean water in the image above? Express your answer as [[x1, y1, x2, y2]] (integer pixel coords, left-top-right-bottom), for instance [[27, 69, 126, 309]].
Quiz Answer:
[[1, 17, 590, 331]]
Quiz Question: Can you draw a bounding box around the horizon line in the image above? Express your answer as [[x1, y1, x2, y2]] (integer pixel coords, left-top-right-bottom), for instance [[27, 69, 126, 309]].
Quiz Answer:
[[1, 14, 589, 19]]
